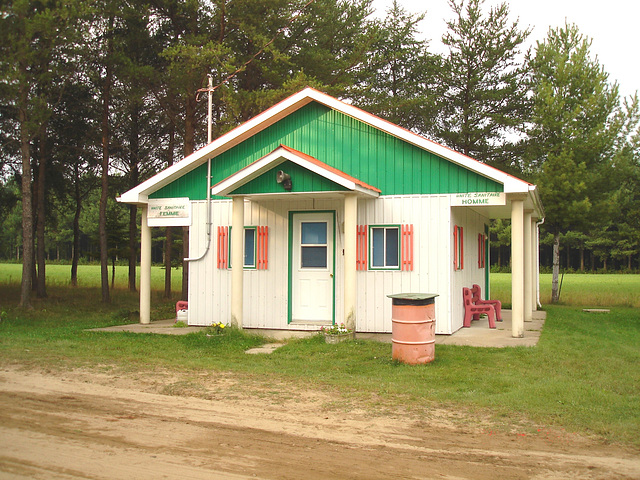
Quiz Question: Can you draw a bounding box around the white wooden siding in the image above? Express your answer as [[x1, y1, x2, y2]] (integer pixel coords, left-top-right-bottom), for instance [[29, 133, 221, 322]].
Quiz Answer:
[[356, 195, 453, 334], [188, 198, 344, 330], [450, 207, 491, 332], [187, 195, 490, 335]]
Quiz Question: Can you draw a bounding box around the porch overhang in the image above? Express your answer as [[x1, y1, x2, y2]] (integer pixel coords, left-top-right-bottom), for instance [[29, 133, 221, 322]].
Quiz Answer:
[[452, 185, 544, 221], [211, 145, 381, 199]]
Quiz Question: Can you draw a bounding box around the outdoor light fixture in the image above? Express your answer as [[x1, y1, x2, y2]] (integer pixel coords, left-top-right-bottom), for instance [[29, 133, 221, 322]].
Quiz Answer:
[[276, 170, 292, 191]]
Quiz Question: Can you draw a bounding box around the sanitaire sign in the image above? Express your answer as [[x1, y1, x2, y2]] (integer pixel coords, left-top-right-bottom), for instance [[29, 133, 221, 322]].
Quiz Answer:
[[451, 192, 506, 206], [147, 198, 191, 227]]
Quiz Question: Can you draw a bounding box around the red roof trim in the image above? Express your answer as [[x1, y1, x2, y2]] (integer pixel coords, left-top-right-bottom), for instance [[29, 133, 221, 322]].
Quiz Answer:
[[277, 144, 381, 193]]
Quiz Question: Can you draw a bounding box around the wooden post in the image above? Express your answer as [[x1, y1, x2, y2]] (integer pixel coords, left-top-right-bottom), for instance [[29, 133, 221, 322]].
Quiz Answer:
[[231, 196, 244, 328], [344, 194, 357, 332], [524, 210, 533, 323], [140, 205, 151, 325], [510, 195, 525, 338]]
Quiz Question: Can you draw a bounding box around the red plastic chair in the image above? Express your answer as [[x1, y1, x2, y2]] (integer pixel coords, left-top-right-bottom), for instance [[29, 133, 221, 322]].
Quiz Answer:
[[463, 287, 496, 328], [471, 284, 502, 321]]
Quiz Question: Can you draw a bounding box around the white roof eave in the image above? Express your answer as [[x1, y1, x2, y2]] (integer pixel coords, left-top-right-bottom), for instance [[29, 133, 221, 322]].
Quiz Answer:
[[119, 87, 532, 204]]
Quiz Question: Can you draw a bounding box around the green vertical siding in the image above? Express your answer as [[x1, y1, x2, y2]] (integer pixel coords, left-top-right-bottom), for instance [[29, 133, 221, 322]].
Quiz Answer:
[[231, 160, 348, 195], [150, 102, 502, 200], [150, 163, 208, 200]]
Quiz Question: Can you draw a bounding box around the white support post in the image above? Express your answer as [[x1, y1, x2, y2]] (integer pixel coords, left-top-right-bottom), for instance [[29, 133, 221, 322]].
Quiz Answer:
[[231, 196, 244, 328], [524, 210, 533, 323], [140, 205, 151, 325], [533, 219, 540, 311], [344, 194, 358, 332], [510, 195, 525, 338]]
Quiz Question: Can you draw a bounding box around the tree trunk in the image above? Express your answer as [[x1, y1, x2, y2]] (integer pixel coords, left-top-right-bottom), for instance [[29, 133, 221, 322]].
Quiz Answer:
[[551, 233, 560, 303], [71, 165, 81, 287], [111, 256, 116, 289], [99, 19, 113, 304], [31, 175, 38, 292], [18, 83, 33, 309], [580, 246, 585, 272], [128, 104, 140, 292], [164, 124, 175, 299], [164, 228, 172, 299], [128, 204, 137, 292], [36, 125, 47, 298], [182, 227, 189, 301]]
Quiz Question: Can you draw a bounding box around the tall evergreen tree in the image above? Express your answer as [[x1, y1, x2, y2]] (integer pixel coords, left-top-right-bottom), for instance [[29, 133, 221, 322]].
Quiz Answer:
[[437, 0, 530, 172], [0, 0, 83, 307], [527, 24, 620, 301], [350, 0, 441, 135]]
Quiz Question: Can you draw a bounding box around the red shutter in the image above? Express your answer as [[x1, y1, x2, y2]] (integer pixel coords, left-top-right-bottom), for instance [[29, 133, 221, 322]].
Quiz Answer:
[[357, 225, 367, 270], [257, 226, 268, 270], [402, 224, 414, 271], [217, 226, 229, 269]]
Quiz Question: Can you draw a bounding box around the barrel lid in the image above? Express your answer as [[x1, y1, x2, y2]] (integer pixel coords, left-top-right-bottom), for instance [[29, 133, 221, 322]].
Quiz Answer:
[[387, 293, 438, 300], [387, 293, 438, 306]]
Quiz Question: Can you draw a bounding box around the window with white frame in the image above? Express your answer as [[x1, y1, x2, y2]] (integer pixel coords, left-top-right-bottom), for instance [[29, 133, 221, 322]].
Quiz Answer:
[[369, 225, 400, 270], [227, 226, 257, 269]]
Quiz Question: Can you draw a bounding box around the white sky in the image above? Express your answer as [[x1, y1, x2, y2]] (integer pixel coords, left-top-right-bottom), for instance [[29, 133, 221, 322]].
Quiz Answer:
[[371, 0, 639, 99]]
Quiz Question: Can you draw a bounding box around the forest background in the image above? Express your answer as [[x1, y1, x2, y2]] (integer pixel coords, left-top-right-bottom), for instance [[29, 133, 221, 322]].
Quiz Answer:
[[1, 0, 639, 308]]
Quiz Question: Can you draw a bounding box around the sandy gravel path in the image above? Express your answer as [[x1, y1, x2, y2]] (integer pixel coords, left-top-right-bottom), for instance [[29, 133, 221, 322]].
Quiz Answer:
[[0, 366, 638, 479]]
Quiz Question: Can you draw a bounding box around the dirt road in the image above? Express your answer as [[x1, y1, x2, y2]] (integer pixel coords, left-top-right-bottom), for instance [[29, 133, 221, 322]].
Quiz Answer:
[[0, 366, 638, 479]]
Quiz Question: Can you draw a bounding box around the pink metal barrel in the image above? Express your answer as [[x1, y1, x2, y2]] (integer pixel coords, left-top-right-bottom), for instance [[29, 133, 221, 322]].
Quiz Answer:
[[388, 294, 438, 364]]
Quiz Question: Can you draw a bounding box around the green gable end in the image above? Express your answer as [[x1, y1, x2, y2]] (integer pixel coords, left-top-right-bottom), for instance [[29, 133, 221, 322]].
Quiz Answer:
[[150, 102, 502, 200], [230, 160, 349, 195]]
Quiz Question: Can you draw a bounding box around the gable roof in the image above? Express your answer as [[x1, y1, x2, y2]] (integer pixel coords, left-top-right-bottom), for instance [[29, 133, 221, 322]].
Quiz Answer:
[[211, 144, 380, 197], [118, 88, 539, 210]]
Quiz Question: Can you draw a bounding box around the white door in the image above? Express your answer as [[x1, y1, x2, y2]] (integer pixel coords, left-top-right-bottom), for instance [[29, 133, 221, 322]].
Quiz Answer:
[[291, 212, 334, 323]]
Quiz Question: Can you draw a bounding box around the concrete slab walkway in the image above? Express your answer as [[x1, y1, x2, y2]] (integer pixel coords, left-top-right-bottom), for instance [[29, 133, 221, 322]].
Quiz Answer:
[[436, 309, 546, 348], [90, 309, 545, 348]]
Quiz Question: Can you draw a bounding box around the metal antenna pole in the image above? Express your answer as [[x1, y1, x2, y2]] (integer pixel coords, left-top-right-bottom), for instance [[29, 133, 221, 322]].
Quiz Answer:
[[207, 74, 212, 144]]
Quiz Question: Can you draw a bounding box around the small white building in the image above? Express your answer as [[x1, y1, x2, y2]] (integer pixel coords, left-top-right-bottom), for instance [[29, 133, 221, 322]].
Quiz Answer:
[[118, 88, 543, 337]]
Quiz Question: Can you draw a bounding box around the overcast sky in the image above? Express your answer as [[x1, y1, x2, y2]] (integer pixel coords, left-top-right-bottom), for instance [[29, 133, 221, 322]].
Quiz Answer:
[[371, 0, 639, 99]]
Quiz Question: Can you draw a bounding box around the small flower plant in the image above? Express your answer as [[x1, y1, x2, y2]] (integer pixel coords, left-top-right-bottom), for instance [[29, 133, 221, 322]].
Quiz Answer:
[[320, 323, 352, 336], [207, 322, 227, 335]]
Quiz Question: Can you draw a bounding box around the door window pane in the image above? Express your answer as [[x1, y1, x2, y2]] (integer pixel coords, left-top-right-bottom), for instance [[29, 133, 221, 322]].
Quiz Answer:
[[301, 222, 327, 244], [301, 246, 327, 268]]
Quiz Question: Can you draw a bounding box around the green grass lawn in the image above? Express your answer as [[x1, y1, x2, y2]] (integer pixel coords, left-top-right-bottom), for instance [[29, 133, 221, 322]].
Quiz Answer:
[[0, 263, 184, 292], [0, 264, 639, 447], [2, 264, 638, 308], [490, 272, 640, 308]]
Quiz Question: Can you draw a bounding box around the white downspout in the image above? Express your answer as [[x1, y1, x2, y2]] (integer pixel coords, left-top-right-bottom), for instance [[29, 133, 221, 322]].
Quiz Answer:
[[184, 74, 213, 264]]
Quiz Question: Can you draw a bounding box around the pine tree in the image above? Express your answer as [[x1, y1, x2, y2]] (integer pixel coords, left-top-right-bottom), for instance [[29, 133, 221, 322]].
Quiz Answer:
[[350, 0, 441, 135], [437, 0, 530, 172], [527, 24, 620, 300], [0, 0, 84, 307]]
